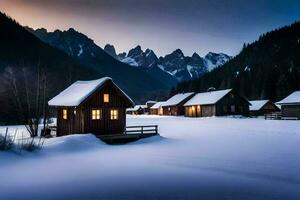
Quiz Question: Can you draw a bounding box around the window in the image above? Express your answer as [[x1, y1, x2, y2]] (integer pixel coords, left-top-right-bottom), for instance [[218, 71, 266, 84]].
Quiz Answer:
[[74, 109, 76, 115], [110, 109, 118, 120], [197, 105, 201, 116], [159, 107, 163, 115], [63, 109, 68, 120], [187, 106, 197, 117], [231, 105, 236, 113], [104, 94, 109, 103], [92, 109, 101, 120]]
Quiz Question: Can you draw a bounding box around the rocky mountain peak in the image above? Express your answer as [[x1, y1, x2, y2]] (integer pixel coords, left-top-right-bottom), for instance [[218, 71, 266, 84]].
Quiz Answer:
[[128, 45, 142, 57], [172, 49, 184, 57], [192, 52, 201, 60], [103, 43, 230, 82], [104, 44, 118, 59]]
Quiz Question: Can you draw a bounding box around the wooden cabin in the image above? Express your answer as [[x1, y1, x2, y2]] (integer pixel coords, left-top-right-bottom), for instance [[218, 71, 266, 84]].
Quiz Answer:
[[126, 105, 146, 115], [277, 91, 300, 119], [162, 93, 195, 116], [149, 101, 165, 115], [184, 89, 250, 117], [48, 77, 134, 136], [249, 100, 280, 116], [145, 101, 157, 113]]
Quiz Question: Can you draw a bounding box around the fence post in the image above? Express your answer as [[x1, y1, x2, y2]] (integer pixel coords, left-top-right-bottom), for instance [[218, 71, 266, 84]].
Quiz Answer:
[[3, 128, 8, 147], [141, 126, 143, 135], [155, 125, 158, 134]]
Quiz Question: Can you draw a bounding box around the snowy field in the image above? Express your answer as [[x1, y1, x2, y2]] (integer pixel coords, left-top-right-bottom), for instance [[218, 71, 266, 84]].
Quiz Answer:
[[0, 115, 300, 200]]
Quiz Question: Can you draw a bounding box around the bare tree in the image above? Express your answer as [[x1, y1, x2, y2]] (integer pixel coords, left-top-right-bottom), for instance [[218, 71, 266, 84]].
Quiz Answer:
[[4, 62, 49, 138]]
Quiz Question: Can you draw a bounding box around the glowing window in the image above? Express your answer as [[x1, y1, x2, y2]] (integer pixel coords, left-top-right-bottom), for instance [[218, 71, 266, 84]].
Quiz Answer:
[[110, 109, 118, 120], [104, 94, 109, 103], [63, 109, 68, 120], [92, 109, 101, 120]]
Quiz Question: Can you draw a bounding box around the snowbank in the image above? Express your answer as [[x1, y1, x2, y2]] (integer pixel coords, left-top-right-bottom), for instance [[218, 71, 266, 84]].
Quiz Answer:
[[0, 116, 300, 200]]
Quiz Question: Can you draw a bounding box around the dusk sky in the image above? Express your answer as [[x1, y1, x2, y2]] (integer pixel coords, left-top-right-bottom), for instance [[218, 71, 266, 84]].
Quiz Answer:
[[1, 0, 300, 56]]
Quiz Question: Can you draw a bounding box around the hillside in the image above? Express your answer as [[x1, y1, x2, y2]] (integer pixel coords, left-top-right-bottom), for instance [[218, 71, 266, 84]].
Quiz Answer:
[[0, 12, 105, 124], [176, 22, 300, 101]]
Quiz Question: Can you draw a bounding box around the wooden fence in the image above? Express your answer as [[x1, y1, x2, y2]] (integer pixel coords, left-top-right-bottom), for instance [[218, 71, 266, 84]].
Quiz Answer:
[[125, 125, 158, 135], [265, 112, 282, 120]]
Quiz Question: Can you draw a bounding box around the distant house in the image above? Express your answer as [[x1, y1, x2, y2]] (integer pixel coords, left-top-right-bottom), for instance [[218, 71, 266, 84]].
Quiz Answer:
[[277, 91, 300, 119], [162, 93, 195, 116], [184, 89, 250, 117], [145, 101, 157, 113], [126, 105, 146, 115], [249, 100, 280, 116], [48, 77, 134, 136], [149, 101, 165, 115]]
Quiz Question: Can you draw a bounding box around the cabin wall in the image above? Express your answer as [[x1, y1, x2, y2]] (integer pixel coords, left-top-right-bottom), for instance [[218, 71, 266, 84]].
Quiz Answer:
[[184, 105, 215, 117], [81, 82, 127, 135], [149, 109, 158, 115], [216, 92, 249, 116], [162, 106, 179, 116], [56, 106, 83, 136], [281, 105, 300, 119]]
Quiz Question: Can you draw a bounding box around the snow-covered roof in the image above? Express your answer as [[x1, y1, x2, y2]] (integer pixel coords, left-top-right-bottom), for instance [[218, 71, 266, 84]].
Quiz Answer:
[[48, 77, 134, 107], [277, 91, 300, 105], [184, 89, 232, 106], [162, 93, 194, 107], [249, 100, 269, 111], [126, 105, 145, 112], [146, 100, 157, 104], [150, 101, 166, 109]]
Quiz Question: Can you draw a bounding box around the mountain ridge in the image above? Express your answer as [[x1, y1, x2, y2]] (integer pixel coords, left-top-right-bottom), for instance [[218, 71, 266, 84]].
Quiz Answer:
[[104, 44, 231, 82], [28, 27, 177, 102]]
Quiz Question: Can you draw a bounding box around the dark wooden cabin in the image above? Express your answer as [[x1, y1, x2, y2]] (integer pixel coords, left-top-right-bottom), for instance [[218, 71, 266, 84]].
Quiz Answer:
[[149, 101, 165, 115], [162, 93, 195, 116], [277, 91, 300, 119], [48, 77, 134, 136], [184, 89, 250, 117], [249, 100, 280, 116]]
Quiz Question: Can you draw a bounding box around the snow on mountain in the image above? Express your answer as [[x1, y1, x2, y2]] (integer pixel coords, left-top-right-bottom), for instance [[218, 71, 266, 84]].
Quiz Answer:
[[104, 44, 231, 82], [205, 52, 231, 71], [121, 57, 139, 67], [77, 44, 83, 57]]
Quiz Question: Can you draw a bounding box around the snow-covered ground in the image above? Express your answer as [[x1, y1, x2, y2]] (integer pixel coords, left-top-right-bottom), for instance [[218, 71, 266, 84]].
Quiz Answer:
[[0, 116, 300, 200]]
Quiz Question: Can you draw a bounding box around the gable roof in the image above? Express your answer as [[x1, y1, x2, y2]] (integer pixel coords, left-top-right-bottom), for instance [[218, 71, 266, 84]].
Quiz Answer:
[[162, 92, 194, 107], [184, 89, 232, 106], [150, 101, 166, 109], [249, 100, 270, 111], [277, 91, 300, 105], [48, 77, 134, 107]]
